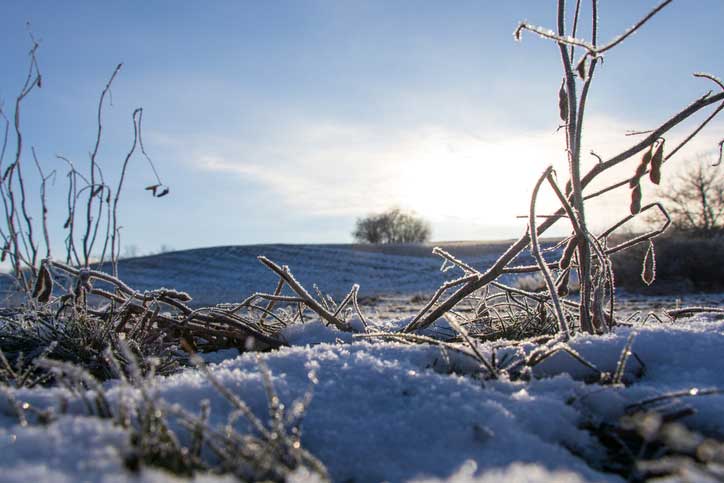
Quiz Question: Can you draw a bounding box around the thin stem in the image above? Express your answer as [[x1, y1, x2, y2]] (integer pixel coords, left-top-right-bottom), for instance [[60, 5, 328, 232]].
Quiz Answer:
[[530, 166, 570, 338], [83, 63, 122, 267]]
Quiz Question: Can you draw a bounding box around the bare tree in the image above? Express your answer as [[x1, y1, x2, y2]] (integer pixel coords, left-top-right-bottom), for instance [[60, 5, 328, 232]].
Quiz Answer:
[[353, 208, 431, 244], [659, 159, 724, 237]]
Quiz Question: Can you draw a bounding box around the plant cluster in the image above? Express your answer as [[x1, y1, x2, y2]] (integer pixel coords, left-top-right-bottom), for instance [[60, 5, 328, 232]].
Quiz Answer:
[[395, 0, 724, 339]]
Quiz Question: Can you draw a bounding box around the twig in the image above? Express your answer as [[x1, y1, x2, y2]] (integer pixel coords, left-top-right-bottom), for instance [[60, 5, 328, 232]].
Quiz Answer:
[[665, 306, 724, 319], [529, 167, 570, 338], [257, 256, 354, 332], [83, 63, 122, 267]]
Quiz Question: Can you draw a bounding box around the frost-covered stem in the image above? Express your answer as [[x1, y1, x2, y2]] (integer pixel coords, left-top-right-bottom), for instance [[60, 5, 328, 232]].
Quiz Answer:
[[547, 171, 584, 239], [530, 167, 570, 338], [235, 292, 306, 309], [514, 24, 595, 54], [111, 108, 140, 277], [256, 277, 285, 324], [83, 63, 122, 267], [58, 156, 83, 266], [575, 0, 598, 160], [87, 167, 107, 267], [585, 93, 724, 182], [491, 280, 581, 309], [516, 0, 673, 59], [569, 0, 583, 59], [0, 42, 43, 292], [445, 313, 498, 378], [257, 256, 354, 332], [574, 0, 603, 332], [603, 203, 671, 255], [694, 72, 724, 92], [584, 100, 724, 202], [557, 0, 593, 333], [0, 112, 26, 284], [433, 246, 478, 274], [595, 0, 673, 56], [13, 44, 43, 273], [332, 284, 360, 318], [403, 273, 478, 332], [31, 147, 51, 259], [351, 288, 369, 331]]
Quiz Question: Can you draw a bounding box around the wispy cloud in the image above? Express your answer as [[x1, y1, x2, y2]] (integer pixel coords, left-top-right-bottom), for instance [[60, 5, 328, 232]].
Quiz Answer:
[[159, 113, 724, 240]]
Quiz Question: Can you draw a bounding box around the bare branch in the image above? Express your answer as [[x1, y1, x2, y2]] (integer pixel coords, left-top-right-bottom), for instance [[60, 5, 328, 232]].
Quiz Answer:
[[257, 256, 355, 332], [594, 0, 673, 55], [529, 166, 570, 338], [83, 63, 122, 267]]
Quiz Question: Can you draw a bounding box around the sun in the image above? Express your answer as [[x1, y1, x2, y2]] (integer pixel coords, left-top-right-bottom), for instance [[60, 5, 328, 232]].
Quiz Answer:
[[392, 127, 562, 226]]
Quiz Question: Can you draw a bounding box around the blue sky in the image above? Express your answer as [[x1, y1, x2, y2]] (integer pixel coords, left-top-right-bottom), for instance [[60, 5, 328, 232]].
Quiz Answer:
[[2, 1, 723, 254]]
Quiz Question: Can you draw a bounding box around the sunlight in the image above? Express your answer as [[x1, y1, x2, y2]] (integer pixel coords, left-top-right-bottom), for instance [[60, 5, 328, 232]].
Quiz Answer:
[[394, 128, 565, 225]]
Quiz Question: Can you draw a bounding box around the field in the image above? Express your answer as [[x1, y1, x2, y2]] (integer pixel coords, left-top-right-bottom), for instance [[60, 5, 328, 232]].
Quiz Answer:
[[2, 243, 724, 482]]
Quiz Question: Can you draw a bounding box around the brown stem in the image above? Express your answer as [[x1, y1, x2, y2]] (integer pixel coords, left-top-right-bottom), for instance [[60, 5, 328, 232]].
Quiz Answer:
[[83, 63, 122, 267]]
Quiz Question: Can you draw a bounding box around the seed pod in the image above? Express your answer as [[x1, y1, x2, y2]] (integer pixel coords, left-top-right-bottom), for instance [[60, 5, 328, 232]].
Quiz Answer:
[[630, 147, 653, 188], [558, 82, 568, 122], [32, 263, 53, 303], [641, 240, 656, 286], [557, 269, 571, 297], [576, 58, 587, 80], [649, 140, 664, 185], [558, 237, 578, 270], [630, 183, 642, 215], [145, 184, 161, 196], [0, 241, 9, 262]]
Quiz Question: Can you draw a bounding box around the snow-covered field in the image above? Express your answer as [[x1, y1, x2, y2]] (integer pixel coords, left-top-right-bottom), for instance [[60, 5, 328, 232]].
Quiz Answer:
[[95, 242, 528, 307], [1, 243, 723, 482]]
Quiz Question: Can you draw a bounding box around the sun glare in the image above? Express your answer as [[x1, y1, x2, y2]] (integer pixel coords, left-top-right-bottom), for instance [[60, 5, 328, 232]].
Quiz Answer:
[[394, 129, 563, 225]]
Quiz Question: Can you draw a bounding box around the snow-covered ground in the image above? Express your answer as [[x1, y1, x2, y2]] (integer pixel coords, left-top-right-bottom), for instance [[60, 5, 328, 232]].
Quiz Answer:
[[1, 243, 723, 482], [2, 314, 724, 482]]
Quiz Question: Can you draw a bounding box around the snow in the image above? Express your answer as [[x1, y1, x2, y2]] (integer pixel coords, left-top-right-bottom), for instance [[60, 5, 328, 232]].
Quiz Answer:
[[1, 244, 723, 482], [2, 314, 724, 482]]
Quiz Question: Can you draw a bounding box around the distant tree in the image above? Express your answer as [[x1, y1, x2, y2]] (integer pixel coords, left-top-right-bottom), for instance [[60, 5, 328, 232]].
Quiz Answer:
[[122, 244, 140, 259], [353, 208, 431, 244], [158, 244, 174, 254], [658, 159, 724, 238]]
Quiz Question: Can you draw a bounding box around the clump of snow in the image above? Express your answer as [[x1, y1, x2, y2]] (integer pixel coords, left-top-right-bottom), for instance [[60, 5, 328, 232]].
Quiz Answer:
[[414, 460, 589, 483]]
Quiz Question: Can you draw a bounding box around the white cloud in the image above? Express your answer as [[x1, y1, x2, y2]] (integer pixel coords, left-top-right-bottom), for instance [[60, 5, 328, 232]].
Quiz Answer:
[[167, 113, 724, 239]]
